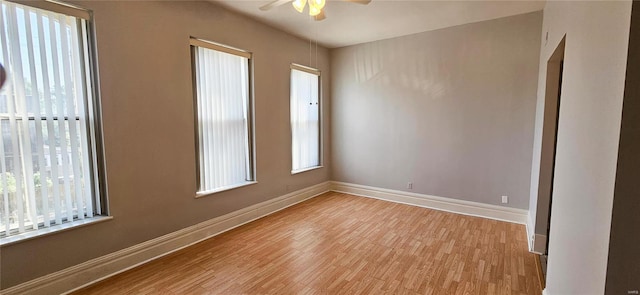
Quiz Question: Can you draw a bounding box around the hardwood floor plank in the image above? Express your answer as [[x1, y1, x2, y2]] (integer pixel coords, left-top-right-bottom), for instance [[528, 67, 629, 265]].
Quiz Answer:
[[73, 192, 541, 294]]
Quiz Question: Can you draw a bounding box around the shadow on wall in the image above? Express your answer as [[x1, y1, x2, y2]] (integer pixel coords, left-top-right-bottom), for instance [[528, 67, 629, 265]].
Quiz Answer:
[[352, 41, 448, 100], [331, 11, 542, 209]]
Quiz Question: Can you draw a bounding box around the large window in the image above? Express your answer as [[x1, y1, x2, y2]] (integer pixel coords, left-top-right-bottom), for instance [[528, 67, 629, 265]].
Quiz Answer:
[[0, 0, 104, 239], [191, 39, 255, 195], [290, 64, 320, 173]]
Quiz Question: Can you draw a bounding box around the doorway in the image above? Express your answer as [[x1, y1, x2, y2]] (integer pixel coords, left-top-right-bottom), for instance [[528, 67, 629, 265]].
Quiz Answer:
[[536, 37, 566, 283]]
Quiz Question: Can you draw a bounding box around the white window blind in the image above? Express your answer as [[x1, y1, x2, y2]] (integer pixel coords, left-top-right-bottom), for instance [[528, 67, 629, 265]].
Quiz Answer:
[[192, 41, 254, 194], [290, 66, 320, 172], [0, 0, 101, 237]]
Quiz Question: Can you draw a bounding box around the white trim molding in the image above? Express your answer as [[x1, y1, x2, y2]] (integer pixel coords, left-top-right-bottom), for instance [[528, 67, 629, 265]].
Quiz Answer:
[[527, 212, 536, 252], [2, 181, 331, 295], [3, 181, 534, 295], [331, 182, 529, 225]]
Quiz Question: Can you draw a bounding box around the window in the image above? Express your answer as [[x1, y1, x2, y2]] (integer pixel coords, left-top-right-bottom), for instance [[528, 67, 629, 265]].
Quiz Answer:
[[0, 0, 105, 239], [191, 38, 255, 195], [290, 64, 320, 173]]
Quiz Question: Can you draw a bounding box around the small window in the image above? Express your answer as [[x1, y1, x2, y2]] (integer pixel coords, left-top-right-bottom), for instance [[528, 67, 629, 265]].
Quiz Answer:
[[290, 64, 321, 173], [0, 0, 105, 239], [191, 38, 255, 196]]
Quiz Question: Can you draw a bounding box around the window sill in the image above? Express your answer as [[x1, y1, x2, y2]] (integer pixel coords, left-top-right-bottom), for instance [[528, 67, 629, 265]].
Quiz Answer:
[[195, 181, 258, 198], [291, 165, 324, 175], [0, 215, 113, 247]]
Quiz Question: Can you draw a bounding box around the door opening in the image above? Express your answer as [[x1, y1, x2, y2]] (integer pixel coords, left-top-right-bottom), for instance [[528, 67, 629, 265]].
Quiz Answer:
[[535, 37, 566, 285]]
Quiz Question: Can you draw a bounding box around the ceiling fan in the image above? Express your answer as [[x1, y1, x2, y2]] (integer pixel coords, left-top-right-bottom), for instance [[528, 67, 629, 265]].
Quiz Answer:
[[259, 0, 371, 21]]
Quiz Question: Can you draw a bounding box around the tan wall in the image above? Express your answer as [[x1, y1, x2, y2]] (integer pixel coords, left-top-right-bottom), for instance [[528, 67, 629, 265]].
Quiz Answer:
[[529, 1, 631, 293], [330, 12, 542, 209], [0, 1, 331, 289]]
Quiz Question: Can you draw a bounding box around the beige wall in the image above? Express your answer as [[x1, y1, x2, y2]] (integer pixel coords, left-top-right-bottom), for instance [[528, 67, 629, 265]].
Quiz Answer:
[[0, 1, 331, 289], [330, 12, 542, 209], [5, 1, 634, 292], [529, 1, 631, 293]]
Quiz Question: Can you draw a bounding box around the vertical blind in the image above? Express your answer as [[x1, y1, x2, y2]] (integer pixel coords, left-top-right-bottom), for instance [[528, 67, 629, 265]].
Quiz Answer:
[[290, 67, 320, 172], [0, 1, 97, 236], [193, 44, 253, 193]]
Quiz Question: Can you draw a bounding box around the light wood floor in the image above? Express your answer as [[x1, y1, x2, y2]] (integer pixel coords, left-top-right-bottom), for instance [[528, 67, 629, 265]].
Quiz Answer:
[[73, 192, 541, 295]]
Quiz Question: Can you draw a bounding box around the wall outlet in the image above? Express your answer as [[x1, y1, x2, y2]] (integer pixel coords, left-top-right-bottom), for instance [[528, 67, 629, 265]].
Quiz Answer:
[[407, 182, 413, 189], [502, 195, 509, 204]]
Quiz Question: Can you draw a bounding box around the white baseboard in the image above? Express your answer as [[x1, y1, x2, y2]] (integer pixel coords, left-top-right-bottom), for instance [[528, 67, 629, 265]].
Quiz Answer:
[[2, 181, 332, 295], [3, 181, 533, 294], [527, 212, 535, 252], [533, 234, 547, 254], [525, 212, 547, 254], [331, 182, 529, 225]]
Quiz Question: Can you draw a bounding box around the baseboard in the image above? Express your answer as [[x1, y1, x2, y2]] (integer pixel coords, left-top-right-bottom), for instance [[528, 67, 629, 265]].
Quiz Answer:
[[3, 180, 532, 294], [533, 234, 547, 254], [330, 182, 529, 225], [526, 213, 546, 254], [527, 212, 535, 252], [543, 288, 550, 295], [2, 181, 332, 295]]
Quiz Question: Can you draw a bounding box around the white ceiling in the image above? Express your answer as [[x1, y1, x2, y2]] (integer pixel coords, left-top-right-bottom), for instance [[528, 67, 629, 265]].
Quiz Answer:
[[212, 0, 546, 48]]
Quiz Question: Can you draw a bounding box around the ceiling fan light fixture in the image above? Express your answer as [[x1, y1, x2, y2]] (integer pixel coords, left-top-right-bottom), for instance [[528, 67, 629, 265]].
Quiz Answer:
[[261, 0, 368, 20], [308, 0, 324, 16], [292, 0, 306, 13], [308, 6, 321, 16], [313, 0, 325, 10], [314, 9, 326, 21]]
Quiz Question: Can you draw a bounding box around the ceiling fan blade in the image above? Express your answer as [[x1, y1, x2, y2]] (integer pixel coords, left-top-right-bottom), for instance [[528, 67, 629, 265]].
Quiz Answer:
[[314, 9, 326, 21], [343, 0, 371, 4], [259, 0, 291, 11]]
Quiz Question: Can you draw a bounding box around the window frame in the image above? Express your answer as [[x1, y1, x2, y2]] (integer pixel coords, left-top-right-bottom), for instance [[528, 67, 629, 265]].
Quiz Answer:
[[0, 0, 109, 245], [190, 38, 257, 198], [290, 63, 322, 174]]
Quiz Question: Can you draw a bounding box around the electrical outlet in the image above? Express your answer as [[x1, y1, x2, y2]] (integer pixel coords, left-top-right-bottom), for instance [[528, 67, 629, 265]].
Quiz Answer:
[[502, 195, 508, 204], [407, 182, 413, 190]]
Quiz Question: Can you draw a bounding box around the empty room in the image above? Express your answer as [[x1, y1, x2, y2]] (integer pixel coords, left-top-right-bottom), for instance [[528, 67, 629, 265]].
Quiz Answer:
[[0, 0, 638, 294]]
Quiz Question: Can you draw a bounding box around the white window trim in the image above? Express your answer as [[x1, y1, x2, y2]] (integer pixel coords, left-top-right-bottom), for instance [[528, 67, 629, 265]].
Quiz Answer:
[[290, 63, 320, 76], [195, 181, 258, 199], [0, 0, 108, 243], [189, 38, 251, 59], [0, 215, 112, 246], [291, 165, 324, 175], [191, 37, 257, 198], [290, 63, 323, 173], [7, 0, 91, 20]]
